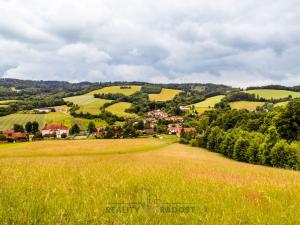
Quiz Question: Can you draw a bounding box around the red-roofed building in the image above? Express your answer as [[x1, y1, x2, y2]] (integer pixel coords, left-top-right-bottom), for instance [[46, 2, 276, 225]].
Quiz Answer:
[[42, 124, 69, 137], [167, 124, 183, 136], [3, 130, 27, 141]]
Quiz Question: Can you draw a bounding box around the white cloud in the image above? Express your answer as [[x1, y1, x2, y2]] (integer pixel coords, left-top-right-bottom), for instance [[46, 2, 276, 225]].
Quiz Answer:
[[0, 0, 299, 87]]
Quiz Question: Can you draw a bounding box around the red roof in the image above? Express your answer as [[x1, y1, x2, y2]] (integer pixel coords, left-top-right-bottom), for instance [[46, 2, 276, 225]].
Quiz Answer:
[[3, 132, 26, 139], [43, 124, 68, 130]]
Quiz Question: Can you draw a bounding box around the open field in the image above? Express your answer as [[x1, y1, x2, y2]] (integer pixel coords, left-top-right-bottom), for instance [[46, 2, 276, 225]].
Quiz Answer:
[[0, 113, 45, 131], [106, 102, 135, 117], [193, 95, 225, 113], [149, 88, 182, 101], [0, 139, 299, 224], [0, 112, 107, 131], [229, 101, 265, 111], [63, 95, 96, 106], [274, 101, 289, 107], [0, 100, 19, 104], [86, 85, 141, 96], [77, 99, 111, 115], [245, 89, 300, 99]]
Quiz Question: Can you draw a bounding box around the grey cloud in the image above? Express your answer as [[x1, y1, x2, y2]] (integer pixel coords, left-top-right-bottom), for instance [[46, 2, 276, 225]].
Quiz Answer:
[[0, 0, 299, 87]]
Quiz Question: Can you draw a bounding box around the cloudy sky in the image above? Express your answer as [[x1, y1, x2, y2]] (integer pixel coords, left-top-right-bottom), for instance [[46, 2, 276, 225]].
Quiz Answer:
[[0, 0, 299, 87]]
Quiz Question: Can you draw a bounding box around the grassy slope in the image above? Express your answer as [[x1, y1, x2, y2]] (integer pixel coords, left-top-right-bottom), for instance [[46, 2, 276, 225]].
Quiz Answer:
[[0, 139, 299, 224], [63, 95, 96, 105], [106, 102, 135, 117], [77, 98, 111, 115], [274, 101, 289, 107], [229, 101, 265, 111], [245, 89, 300, 99], [86, 85, 141, 96], [0, 112, 107, 131], [0, 113, 46, 131], [149, 88, 182, 101], [193, 95, 225, 113]]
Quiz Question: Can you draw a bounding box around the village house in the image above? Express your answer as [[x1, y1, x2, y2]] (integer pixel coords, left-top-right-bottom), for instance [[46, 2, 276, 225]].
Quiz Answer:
[[42, 124, 69, 137], [3, 129, 27, 141], [165, 116, 184, 122], [147, 109, 169, 119], [179, 105, 191, 111], [167, 124, 183, 136]]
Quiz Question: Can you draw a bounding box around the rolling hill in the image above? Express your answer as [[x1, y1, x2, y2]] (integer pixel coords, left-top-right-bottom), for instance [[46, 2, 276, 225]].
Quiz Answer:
[[229, 101, 265, 111], [106, 102, 135, 117], [193, 95, 225, 113], [86, 85, 141, 96]]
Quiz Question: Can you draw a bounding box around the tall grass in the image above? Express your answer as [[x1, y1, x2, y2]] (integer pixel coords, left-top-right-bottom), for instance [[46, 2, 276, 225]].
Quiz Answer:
[[0, 139, 299, 224]]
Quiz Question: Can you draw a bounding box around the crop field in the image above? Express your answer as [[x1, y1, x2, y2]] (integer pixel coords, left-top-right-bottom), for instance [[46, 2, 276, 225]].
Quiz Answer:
[[229, 101, 265, 111], [106, 102, 135, 117], [0, 139, 299, 224], [86, 85, 142, 96], [245, 89, 300, 99], [192, 95, 225, 113], [63, 95, 96, 106], [0, 112, 107, 131], [148, 88, 182, 101], [0, 100, 19, 104], [77, 99, 111, 115], [0, 113, 46, 131]]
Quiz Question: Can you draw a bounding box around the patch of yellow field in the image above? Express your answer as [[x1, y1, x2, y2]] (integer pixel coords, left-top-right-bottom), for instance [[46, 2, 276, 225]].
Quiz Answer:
[[192, 95, 225, 113], [149, 88, 182, 101], [229, 101, 265, 111], [245, 89, 300, 99], [106, 102, 135, 117]]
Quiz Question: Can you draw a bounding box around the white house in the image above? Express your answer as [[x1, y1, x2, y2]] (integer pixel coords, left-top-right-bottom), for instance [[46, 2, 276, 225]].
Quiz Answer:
[[42, 124, 68, 137]]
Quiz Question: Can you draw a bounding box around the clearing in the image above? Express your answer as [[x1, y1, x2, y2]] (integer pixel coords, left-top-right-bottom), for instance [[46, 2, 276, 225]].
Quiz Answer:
[[149, 88, 182, 101], [0, 139, 299, 224]]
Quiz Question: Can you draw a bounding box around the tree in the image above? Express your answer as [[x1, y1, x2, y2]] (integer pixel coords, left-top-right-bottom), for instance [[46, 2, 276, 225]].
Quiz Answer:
[[32, 121, 39, 134], [13, 124, 24, 132], [87, 121, 97, 133], [259, 126, 279, 165], [69, 124, 80, 135], [25, 122, 32, 133], [233, 137, 250, 162], [270, 140, 300, 169]]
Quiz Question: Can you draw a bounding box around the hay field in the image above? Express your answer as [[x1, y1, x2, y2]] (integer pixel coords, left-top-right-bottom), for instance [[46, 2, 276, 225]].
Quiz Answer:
[[245, 89, 300, 99], [0, 113, 45, 131], [106, 102, 135, 117], [229, 101, 265, 111], [86, 85, 141, 96], [63, 95, 96, 105], [0, 139, 299, 224], [193, 95, 225, 113], [77, 99, 111, 115], [149, 88, 182, 101]]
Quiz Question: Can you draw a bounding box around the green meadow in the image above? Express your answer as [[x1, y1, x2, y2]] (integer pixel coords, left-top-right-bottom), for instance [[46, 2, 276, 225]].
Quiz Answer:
[[0, 139, 299, 224], [193, 95, 225, 113], [245, 89, 300, 99]]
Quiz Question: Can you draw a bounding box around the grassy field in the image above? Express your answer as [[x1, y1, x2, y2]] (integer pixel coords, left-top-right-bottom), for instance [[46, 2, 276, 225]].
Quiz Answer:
[[77, 99, 111, 115], [0, 112, 107, 131], [0, 113, 46, 131], [86, 85, 141, 96], [149, 88, 182, 101], [193, 95, 225, 113], [0, 139, 299, 224], [229, 101, 265, 111], [63, 95, 97, 105], [106, 102, 135, 117], [245, 89, 300, 99]]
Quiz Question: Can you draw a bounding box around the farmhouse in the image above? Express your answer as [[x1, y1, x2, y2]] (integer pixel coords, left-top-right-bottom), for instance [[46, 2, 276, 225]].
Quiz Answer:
[[42, 124, 68, 137], [3, 129, 27, 141]]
